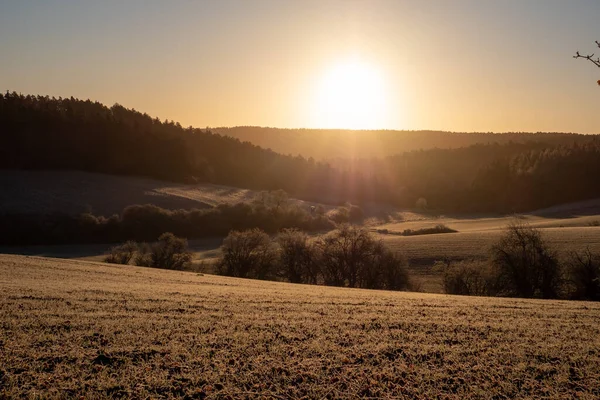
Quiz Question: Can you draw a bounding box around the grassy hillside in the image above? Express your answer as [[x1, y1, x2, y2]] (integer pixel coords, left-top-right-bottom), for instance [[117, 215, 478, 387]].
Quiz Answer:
[[1, 254, 599, 398], [376, 211, 600, 264], [0, 170, 311, 216]]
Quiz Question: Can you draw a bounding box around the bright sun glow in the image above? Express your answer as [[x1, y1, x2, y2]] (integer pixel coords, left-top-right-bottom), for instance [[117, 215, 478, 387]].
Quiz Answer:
[[312, 60, 389, 129]]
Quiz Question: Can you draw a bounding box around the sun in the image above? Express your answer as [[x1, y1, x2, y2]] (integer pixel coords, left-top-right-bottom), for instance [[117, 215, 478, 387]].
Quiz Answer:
[[312, 60, 389, 129]]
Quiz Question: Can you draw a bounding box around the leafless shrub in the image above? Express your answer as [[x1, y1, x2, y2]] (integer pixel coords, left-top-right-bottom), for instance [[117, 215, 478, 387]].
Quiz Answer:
[[134, 242, 152, 267], [490, 222, 561, 299], [277, 228, 320, 284], [216, 229, 278, 280], [133, 233, 192, 270], [104, 241, 137, 265], [564, 248, 600, 301], [436, 259, 496, 296], [317, 225, 409, 290]]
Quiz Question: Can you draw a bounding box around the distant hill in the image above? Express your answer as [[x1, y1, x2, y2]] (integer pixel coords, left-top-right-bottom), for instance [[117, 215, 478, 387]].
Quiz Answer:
[[3, 92, 600, 214], [213, 126, 592, 160], [0, 92, 338, 201]]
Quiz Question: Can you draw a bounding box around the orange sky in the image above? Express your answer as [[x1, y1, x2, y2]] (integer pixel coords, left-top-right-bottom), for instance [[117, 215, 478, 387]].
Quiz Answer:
[[1, 1, 599, 133]]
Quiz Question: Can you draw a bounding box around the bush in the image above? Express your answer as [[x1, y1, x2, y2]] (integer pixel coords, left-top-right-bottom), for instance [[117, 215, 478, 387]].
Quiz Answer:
[[330, 207, 350, 224], [490, 222, 561, 299], [329, 204, 365, 224], [402, 224, 457, 236], [317, 225, 409, 290], [277, 229, 320, 284], [104, 241, 137, 264], [134, 233, 192, 270], [565, 248, 600, 301], [373, 247, 410, 291], [437, 259, 495, 296], [216, 229, 278, 279], [134, 242, 152, 267]]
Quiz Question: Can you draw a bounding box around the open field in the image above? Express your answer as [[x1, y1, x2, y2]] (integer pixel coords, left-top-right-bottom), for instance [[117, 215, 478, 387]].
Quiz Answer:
[[380, 226, 600, 265], [371, 211, 600, 292], [2, 254, 600, 399]]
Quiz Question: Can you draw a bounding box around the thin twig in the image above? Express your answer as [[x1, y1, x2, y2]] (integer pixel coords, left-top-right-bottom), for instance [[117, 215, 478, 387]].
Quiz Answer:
[[573, 40, 600, 68]]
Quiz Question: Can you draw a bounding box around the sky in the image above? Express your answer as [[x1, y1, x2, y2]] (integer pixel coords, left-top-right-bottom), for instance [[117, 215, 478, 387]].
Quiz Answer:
[[1, 0, 599, 133]]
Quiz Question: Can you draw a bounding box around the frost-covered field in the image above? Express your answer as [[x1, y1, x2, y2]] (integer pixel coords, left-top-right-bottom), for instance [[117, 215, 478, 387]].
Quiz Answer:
[[1, 254, 599, 399]]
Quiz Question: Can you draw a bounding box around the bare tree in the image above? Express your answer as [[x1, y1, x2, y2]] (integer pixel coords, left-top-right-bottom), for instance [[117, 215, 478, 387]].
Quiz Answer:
[[277, 228, 320, 284], [574, 40, 600, 85], [216, 229, 277, 279], [490, 222, 561, 299]]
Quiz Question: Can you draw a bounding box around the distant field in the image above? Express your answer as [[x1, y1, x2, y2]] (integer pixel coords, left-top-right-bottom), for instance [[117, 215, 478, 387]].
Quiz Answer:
[[1, 254, 599, 398], [375, 212, 600, 263], [370, 212, 600, 291], [379, 227, 600, 264], [0, 170, 273, 216]]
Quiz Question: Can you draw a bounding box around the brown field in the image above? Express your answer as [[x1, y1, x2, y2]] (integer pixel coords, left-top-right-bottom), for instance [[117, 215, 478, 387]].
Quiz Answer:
[[380, 227, 600, 265], [2, 254, 600, 399], [376, 213, 600, 261], [370, 212, 600, 292]]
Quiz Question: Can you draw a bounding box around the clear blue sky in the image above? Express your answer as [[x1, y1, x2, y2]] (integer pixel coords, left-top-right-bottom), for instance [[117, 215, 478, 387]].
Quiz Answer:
[[1, 0, 599, 132]]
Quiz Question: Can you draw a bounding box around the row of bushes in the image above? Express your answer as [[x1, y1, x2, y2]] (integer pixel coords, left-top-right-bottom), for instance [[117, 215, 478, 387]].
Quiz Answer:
[[217, 226, 411, 291], [104, 233, 193, 270], [0, 200, 336, 245], [106, 225, 412, 291], [439, 223, 600, 301], [104, 221, 600, 301], [376, 224, 457, 236], [401, 224, 457, 236]]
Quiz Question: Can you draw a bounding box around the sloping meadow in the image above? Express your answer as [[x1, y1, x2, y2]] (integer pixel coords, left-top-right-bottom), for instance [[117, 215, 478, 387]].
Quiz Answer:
[[1, 254, 599, 398]]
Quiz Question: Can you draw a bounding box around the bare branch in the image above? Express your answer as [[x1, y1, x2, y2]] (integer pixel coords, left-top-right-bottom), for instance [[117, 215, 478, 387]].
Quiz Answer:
[[573, 40, 600, 68]]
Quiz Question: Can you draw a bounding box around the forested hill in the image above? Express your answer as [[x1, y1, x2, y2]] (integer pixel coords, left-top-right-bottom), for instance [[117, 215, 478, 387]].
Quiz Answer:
[[0, 92, 338, 198], [213, 126, 591, 160], [2, 92, 600, 213]]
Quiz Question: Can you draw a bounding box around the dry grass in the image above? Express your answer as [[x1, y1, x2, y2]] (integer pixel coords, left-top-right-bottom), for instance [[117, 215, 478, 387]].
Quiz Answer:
[[378, 225, 600, 293], [380, 227, 600, 266], [1, 254, 599, 399]]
